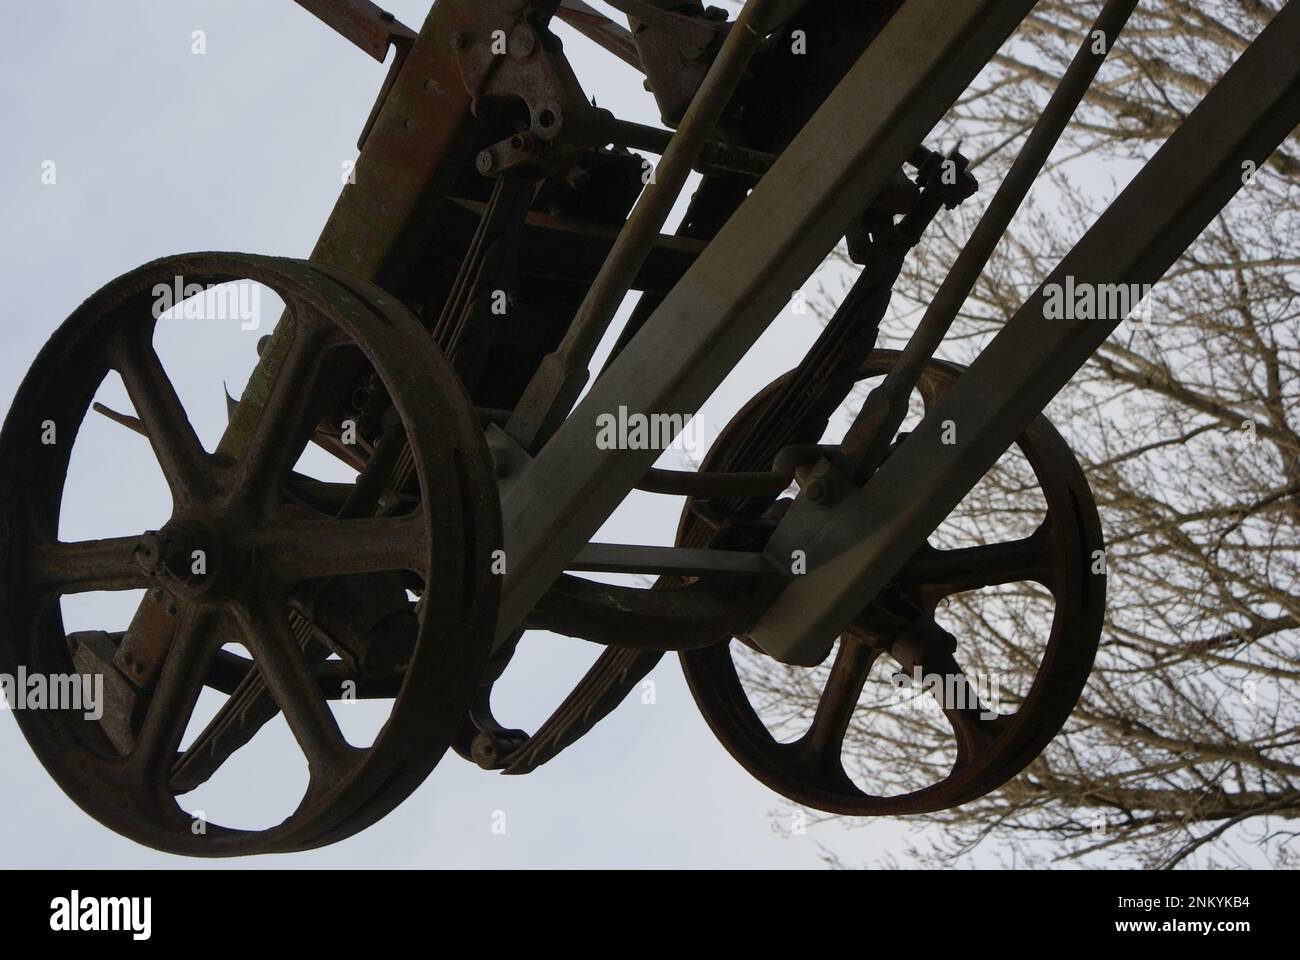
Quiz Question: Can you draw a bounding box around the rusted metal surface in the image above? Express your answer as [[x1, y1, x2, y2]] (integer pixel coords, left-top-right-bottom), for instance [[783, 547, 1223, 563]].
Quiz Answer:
[[626, 0, 726, 126], [555, 0, 641, 68], [293, 0, 418, 62]]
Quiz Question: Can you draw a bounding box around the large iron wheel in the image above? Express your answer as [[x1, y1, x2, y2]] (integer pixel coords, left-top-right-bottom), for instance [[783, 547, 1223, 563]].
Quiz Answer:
[[0, 253, 501, 855], [679, 351, 1105, 815]]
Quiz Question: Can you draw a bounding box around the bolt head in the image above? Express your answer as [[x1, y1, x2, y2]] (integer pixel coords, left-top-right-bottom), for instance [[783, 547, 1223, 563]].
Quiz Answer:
[[471, 733, 500, 770]]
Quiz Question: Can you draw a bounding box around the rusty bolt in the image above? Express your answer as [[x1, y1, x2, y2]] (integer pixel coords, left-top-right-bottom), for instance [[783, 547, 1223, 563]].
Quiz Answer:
[[471, 732, 501, 769], [566, 165, 591, 191]]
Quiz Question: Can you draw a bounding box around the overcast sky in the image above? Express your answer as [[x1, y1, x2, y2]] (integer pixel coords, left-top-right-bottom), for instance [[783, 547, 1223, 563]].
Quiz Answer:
[[0, 0, 1013, 868]]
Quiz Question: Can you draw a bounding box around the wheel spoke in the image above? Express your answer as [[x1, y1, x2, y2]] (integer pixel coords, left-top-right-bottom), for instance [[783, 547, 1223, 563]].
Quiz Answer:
[[890, 629, 1008, 771], [928, 649, 1009, 770], [171, 608, 331, 793], [249, 513, 427, 584], [900, 523, 1055, 598], [130, 606, 223, 776], [797, 636, 882, 775], [34, 536, 152, 595], [232, 317, 335, 505], [116, 335, 209, 501], [232, 597, 354, 780]]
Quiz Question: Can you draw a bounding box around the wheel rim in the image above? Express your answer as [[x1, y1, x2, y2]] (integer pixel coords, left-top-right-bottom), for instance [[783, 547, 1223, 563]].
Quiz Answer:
[[679, 351, 1105, 815], [0, 253, 501, 855]]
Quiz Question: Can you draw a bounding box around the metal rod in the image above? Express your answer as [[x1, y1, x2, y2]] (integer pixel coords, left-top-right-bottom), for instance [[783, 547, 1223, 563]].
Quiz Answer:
[[635, 441, 830, 497], [838, 0, 1143, 482], [637, 467, 789, 498], [570, 542, 774, 577], [505, 0, 786, 450], [602, 115, 776, 177]]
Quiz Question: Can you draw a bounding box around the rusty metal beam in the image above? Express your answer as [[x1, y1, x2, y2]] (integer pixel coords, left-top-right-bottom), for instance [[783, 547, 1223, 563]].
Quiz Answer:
[[556, 0, 642, 68], [222, 0, 513, 455], [292, 0, 417, 62]]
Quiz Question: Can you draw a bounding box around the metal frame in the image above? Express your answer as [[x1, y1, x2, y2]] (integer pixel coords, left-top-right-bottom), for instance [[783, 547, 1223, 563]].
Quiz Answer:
[[494, 0, 1042, 644], [230, 0, 1300, 664]]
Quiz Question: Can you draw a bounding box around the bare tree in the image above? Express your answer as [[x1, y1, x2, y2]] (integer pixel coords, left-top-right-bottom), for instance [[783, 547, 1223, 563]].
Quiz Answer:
[[735, 0, 1300, 868]]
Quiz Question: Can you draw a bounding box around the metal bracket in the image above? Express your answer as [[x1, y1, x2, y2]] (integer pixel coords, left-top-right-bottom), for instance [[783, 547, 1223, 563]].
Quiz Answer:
[[453, 14, 603, 150]]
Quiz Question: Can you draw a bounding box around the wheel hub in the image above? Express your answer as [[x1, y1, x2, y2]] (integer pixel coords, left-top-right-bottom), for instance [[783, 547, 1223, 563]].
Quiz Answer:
[[133, 516, 228, 598]]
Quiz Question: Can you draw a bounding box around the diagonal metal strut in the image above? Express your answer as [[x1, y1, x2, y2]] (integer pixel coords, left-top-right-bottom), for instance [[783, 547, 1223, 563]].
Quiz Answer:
[[292, 0, 417, 62]]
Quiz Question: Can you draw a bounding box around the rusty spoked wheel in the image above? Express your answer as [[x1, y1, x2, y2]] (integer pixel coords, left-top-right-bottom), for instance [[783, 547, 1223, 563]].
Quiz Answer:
[[0, 253, 500, 855], [679, 351, 1104, 815]]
